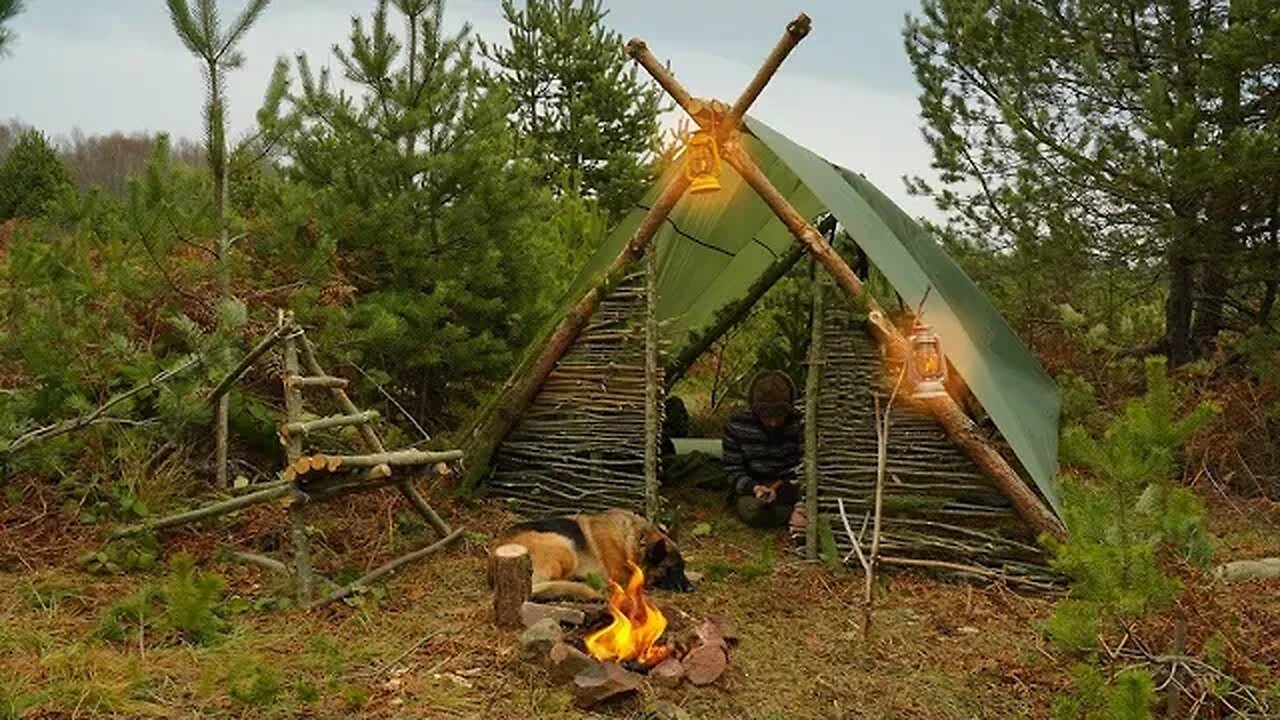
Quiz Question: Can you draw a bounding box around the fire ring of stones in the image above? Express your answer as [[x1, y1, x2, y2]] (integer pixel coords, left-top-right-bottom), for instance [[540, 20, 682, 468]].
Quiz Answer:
[[516, 600, 735, 709]]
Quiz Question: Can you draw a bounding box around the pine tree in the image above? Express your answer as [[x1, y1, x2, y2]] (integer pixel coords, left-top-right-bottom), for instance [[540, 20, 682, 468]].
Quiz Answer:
[[0, 130, 72, 221], [904, 1, 1280, 365], [165, 0, 273, 487], [0, 0, 23, 57], [277, 0, 562, 424], [1046, 357, 1218, 649], [483, 0, 664, 223]]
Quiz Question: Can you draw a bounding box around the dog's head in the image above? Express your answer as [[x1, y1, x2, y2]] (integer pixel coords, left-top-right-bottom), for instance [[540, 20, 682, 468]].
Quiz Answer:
[[637, 521, 694, 593]]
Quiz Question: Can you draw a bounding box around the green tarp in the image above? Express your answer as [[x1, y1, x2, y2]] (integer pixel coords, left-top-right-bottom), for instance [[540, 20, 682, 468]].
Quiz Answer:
[[567, 116, 1061, 515]]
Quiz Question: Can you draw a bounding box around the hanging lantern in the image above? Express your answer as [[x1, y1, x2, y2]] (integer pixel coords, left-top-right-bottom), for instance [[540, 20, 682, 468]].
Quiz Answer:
[[684, 131, 722, 194], [909, 319, 948, 399]]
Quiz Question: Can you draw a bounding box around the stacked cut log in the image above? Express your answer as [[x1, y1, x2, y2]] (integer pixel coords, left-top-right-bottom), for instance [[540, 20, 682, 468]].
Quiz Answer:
[[815, 302, 1061, 590], [491, 272, 656, 516]]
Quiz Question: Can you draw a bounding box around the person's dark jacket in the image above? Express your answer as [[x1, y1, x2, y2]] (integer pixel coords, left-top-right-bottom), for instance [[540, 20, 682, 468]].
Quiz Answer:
[[722, 409, 802, 502]]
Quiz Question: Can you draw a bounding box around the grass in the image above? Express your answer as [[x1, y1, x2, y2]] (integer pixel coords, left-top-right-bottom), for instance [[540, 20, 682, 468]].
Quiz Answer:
[[1, 478, 1276, 719]]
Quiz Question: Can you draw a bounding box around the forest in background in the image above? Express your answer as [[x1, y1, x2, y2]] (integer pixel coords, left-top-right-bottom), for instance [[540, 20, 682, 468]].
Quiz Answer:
[[1, 0, 1278, 718]]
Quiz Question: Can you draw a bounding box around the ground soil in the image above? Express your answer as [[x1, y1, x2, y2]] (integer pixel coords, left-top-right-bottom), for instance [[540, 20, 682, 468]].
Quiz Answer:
[[1, 477, 1277, 720]]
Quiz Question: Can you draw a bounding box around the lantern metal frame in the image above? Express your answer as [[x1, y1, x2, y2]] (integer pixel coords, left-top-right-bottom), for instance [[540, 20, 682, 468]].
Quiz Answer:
[[908, 319, 948, 400]]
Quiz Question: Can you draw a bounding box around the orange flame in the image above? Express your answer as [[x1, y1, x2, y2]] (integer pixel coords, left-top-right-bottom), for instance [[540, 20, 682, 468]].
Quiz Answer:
[[583, 562, 672, 666]]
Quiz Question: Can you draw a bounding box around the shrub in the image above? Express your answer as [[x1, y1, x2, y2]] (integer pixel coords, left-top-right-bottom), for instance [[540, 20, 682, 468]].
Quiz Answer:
[[0, 129, 73, 220], [1047, 357, 1218, 647], [1052, 664, 1157, 720], [94, 553, 227, 646], [1046, 357, 1218, 715], [164, 553, 227, 645], [227, 658, 281, 708]]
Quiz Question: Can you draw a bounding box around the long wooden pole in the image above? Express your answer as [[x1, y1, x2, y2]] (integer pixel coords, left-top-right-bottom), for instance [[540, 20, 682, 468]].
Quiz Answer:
[[720, 142, 1066, 542], [723, 14, 811, 130], [110, 483, 291, 539], [643, 245, 661, 520], [282, 324, 315, 604], [803, 266, 824, 561], [664, 242, 806, 388], [310, 528, 464, 609]]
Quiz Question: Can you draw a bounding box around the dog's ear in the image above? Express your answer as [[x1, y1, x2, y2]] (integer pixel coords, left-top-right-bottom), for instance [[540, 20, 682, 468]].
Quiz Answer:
[[637, 525, 666, 562], [643, 535, 669, 566]]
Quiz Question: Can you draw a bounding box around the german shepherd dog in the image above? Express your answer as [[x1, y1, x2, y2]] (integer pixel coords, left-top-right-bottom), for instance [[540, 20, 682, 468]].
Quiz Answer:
[[490, 509, 694, 601]]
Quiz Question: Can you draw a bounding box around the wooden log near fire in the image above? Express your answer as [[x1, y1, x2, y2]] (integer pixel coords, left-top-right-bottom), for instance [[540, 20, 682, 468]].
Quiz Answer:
[[492, 544, 532, 629]]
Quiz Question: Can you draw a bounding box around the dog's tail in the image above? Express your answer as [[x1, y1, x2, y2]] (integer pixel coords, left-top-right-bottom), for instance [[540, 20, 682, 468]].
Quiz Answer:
[[531, 580, 603, 602]]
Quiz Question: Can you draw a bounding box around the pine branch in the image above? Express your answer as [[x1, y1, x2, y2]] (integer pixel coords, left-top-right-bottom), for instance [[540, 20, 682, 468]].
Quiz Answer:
[[4, 354, 202, 455], [218, 0, 272, 60], [166, 0, 213, 58]]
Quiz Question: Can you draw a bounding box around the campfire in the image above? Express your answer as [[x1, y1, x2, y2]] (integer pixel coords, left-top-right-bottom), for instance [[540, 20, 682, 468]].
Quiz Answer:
[[583, 563, 673, 666], [493, 553, 734, 709]]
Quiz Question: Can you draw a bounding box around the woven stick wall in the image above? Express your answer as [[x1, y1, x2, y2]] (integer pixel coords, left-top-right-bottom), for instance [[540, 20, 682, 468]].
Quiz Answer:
[[815, 301, 1059, 589], [490, 272, 658, 516]]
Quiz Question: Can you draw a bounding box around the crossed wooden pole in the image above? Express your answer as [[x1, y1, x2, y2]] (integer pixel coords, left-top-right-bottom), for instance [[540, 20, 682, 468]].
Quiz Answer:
[[463, 14, 1065, 542]]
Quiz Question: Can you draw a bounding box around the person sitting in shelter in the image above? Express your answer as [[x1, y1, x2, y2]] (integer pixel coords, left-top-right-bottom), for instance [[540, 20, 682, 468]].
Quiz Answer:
[[724, 371, 803, 529]]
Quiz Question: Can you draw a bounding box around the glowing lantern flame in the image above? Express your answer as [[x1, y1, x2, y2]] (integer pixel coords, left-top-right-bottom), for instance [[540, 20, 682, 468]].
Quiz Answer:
[[684, 131, 722, 194], [583, 562, 672, 666]]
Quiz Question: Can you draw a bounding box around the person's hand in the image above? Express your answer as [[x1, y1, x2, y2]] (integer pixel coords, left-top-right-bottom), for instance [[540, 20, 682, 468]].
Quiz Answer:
[[753, 483, 777, 504]]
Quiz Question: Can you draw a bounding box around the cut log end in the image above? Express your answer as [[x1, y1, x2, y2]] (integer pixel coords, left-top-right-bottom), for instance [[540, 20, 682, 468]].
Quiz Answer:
[[493, 544, 532, 629], [788, 13, 812, 37]]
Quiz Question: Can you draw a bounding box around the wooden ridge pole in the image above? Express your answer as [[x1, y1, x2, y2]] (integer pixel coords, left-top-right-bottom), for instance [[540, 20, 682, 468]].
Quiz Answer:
[[664, 242, 805, 387], [458, 17, 813, 496]]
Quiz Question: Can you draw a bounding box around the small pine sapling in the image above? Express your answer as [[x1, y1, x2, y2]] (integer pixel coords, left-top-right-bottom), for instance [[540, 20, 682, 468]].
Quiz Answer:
[[1048, 357, 1218, 641]]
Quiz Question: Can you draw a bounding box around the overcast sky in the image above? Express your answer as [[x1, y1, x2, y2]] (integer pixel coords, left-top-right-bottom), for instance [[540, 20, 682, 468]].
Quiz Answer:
[[0, 0, 939, 217]]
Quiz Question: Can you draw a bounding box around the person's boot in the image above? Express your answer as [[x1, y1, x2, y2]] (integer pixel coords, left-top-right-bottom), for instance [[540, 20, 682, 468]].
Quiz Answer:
[[788, 502, 807, 551]]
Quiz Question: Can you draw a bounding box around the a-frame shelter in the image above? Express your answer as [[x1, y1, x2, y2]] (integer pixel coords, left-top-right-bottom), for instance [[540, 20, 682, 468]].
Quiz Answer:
[[461, 15, 1066, 584]]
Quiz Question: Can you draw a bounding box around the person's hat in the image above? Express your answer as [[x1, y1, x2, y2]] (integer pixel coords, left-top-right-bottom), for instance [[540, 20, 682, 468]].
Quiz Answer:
[[748, 371, 796, 419]]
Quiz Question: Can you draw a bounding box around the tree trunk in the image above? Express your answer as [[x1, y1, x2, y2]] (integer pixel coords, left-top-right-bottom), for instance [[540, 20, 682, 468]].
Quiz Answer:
[[1165, 0, 1202, 369], [1192, 264, 1227, 348], [1167, 227, 1198, 367], [209, 60, 232, 490], [282, 331, 314, 604], [1262, 212, 1278, 327], [491, 543, 532, 628], [1195, 2, 1242, 351]]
